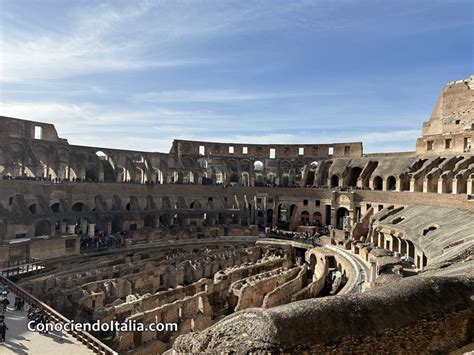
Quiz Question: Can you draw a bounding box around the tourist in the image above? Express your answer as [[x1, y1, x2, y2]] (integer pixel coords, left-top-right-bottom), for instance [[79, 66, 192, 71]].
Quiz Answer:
[[1, 298, 9, 313], [0, 316, 8, 342]]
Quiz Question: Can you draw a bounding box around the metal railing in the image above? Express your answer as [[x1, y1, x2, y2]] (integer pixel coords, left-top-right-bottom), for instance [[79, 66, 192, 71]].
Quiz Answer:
[[0, 275, 118, 355], [0, 259, 46, 277]]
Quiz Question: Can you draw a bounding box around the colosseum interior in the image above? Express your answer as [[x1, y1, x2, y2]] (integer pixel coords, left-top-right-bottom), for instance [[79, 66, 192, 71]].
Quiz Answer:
[[0, 76, 473, 354]]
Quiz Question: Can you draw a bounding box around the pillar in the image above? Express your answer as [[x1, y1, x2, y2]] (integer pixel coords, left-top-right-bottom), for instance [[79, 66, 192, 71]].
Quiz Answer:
[[60, 221, 67, 234], [88, 224, 96, 238], [437, 177, 445, 194], [452, 179, 458, 194], [81, 220, 88, 235], [67, 225, 76, 235], [467, 178, 473, 194], [422, 178, 428, 193], [369, 257, 377, 283], [409, 178, 415, 192]]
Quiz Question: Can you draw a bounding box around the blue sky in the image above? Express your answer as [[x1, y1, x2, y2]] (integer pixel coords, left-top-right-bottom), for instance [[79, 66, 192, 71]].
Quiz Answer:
[[0, 0, 472, 153]]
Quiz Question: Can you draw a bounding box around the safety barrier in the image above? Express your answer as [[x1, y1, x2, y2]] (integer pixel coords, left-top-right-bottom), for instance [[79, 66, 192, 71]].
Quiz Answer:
[[0, 275, 118, 355]]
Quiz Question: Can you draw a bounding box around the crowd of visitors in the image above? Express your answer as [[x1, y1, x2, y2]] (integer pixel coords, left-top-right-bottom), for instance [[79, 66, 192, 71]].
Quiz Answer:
[[1, 174, 374, 190], [80, 232, 124, 252], [0, 283, 56, 343], [269, 227, 327, 246]]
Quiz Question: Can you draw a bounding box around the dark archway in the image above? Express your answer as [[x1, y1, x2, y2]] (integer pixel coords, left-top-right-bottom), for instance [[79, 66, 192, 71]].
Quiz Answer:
[[229, 173, 239, 184], [373, 176, 383, 190], [144, 214, 157, 228], [336, 207, 349, 230], [300, 211, 310, 225], [111, 216, 123, 233], [313, 211, 322, 225], [387, 176, 396, 190], [266, 209, 273, 227], [35, 220, 51, 236], [330, 175, 339, 188], [348, 167, 362, 187], [85, 165, 99, 182], [159, 214, 171, 228], [72, 202, 84, 213], [51, 202, 60, 213]]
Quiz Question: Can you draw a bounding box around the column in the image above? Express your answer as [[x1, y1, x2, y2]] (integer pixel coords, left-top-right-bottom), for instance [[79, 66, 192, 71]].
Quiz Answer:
[[88, 224, 96, 238], [67, 225, 76, 235], [60, 221, 67, 234]]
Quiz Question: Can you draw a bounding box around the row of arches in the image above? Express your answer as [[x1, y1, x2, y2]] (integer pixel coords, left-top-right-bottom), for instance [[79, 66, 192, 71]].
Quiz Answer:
[[330, 174, 397, 191]]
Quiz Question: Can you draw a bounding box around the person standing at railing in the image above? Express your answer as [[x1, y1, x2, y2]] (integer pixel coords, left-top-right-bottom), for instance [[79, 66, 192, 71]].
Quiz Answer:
[[0, 315, 8, 342], [1, 297, 9, 313]]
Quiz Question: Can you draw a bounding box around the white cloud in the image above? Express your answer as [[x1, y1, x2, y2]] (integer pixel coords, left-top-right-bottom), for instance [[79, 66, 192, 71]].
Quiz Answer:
[[133, 89, 336, 103], [0, 100, 419, 153]]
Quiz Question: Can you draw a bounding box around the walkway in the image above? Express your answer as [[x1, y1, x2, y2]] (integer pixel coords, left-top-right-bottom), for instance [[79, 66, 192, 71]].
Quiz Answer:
[[0, 291, 93, 355]]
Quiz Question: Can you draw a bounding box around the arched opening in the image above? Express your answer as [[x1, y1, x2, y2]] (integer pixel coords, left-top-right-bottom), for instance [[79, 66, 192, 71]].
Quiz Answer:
[[229, 173, 239, 185], [387, 176, 397, 191], [336, 207, 349, 230], [373, 176, 383, 190], [96, 151, 107, 160], [72, 202, 85, 213], [266, 209, 273, 227], [254, 160, 264, 171], [51, 202, 60, 213], [159, 214, 171, 228], [35, 220, 51, 236], [144, 214, 157, 228], [111, 216, 123, 233], [190, 201, 202, 209], [305, 161, 319, 186], [300, 211, 310, 225], [422, 225, 439, 237], [348, 167, 362, 187], [266, 172, 276, 185], [330, 175, 339, 188], [29, 203, 37, 214], [96, 151, 115, 183], [131, 153, 143, 163], [313, 211, 322, 226], [255, 173, 264, 186], [85, 165, 99, 182]]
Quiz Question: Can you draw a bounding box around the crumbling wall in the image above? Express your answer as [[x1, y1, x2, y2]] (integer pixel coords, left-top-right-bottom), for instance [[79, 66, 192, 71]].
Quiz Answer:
[[262, 265, 307, 308]]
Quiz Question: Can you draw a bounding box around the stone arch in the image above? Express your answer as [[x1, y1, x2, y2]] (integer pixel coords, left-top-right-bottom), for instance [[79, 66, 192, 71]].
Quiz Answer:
[[300, 210, 310, 224], [72, 202, 85, 213], [159, 214, 171, 227], [50, 202, 61, 213], [144, 214, 157, 228], [85, 163, 100, 182], [387, 176, 397, 191], [111, 216, 123, 233], [336, 207, 349, 230], [373, 176, 383, 190], [313, 211, 322, 224], [29, 203, 37, 214], [348, 167, 362, 187], [330, 175, 340, 188], [190, 200, 202, 209], [254, 160, 264, 171], [35, 220, 51, 236]]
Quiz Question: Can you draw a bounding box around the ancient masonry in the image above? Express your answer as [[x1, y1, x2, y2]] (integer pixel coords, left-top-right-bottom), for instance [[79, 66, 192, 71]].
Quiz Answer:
[[0, 76, 473, 354]]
